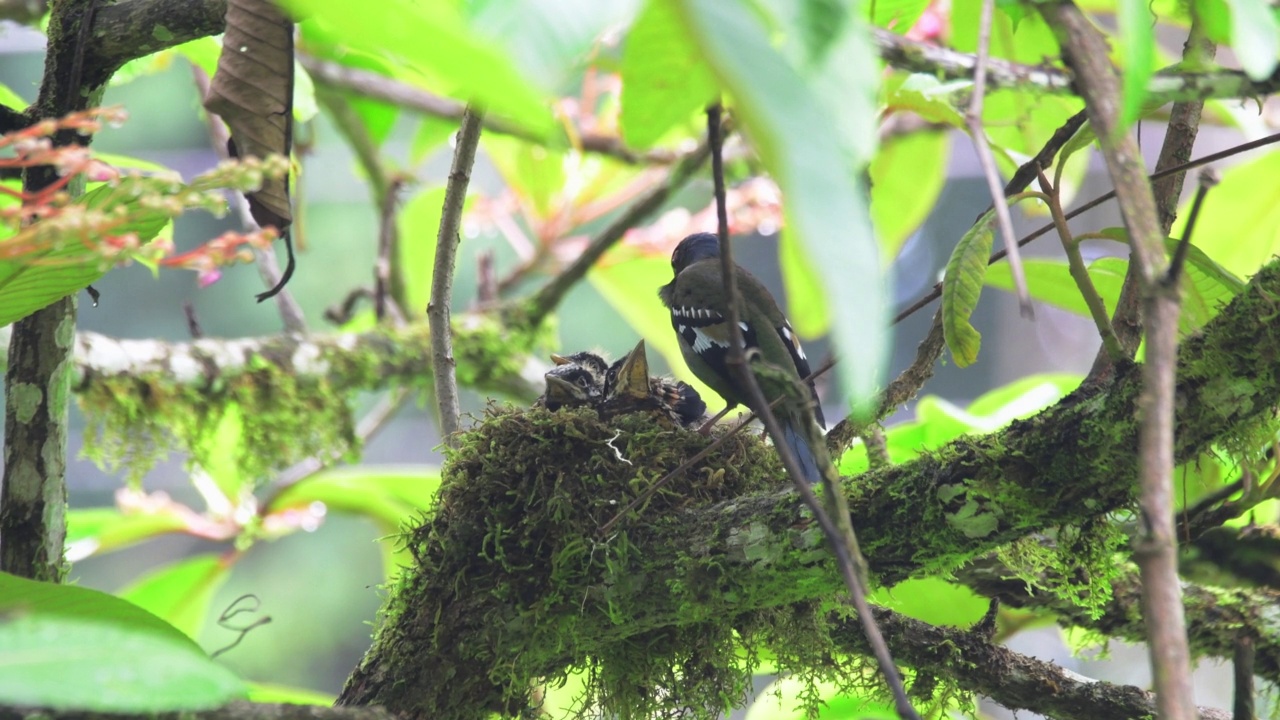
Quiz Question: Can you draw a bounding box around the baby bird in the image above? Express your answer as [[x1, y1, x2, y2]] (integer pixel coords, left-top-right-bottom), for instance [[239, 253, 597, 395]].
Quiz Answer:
[[537, 351, 609, 411], [603, 340, 707, 429]]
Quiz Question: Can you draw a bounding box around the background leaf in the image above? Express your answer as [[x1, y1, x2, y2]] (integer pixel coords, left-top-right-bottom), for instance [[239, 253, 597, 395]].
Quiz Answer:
[[118, 554, 233, 640], [620, 0, 719, 148], [941, 209, 996, 367], [1223, 0, 1280, 79], [0, 572, 245, 712]]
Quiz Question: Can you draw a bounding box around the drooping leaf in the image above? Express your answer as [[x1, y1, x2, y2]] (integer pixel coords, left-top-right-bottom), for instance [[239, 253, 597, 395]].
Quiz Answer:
[[870, 130, 950, 260], [941, 208, 996, 367], [672, 0, 886, 408], [118, 554, 234, 640], [1223, 0, 1280, 79], [620, 0, 718, 149], [203, 0, 294, 230], [0, 572, 245, 712], [1118, 0, 1156, 127]]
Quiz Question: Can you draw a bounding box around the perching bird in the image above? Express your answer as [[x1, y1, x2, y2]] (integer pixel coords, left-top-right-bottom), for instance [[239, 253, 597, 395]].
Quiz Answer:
[[658, 232, 825, 482], [603, 340, 706, 429]]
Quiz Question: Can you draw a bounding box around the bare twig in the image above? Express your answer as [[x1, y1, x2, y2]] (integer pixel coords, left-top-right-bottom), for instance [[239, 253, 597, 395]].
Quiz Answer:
[[1040, 3, 1195, 719], [1036, 170, 1124, 361], [183, 301, 204, 340], [375, 177, 405, 323], [525, 141, 711, 326], [965, 0, 1031, 316], [429, 107, 483, 445], [705, 104, 918, 720], [1166, 170, 1217, 285]]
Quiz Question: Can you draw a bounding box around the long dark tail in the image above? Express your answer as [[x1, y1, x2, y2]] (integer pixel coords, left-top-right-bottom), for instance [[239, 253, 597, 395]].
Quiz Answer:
[[782, 417, 822, 484]]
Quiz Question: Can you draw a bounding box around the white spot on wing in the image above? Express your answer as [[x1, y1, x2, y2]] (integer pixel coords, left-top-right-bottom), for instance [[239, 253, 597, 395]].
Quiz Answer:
[[782, 324, 807, 360], [690, 328, 729, 354]]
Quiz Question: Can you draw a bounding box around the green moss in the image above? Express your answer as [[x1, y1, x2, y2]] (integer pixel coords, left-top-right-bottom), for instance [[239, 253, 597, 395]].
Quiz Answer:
[[353, 404, 907, 719]]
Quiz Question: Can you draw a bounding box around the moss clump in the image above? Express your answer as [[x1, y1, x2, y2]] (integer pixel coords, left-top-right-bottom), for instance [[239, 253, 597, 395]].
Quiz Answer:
[[994, 519, 1127, 620], [80, 354, 356, 485], [350, 403, 882, 720]]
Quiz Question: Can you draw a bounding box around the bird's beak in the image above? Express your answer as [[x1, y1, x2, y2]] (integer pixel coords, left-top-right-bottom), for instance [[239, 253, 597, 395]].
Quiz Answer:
[[544, 375, 580, 403], [550, 353, 571, 366], [614, 340, 650, 400]]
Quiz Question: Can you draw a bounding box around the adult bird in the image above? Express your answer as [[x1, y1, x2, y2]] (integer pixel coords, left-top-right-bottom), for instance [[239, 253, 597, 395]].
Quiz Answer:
[[658, 232, 825, 482]]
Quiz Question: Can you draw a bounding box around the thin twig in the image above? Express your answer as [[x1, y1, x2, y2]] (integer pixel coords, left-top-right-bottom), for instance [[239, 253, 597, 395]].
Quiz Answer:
[[1040, 3, 1195, 719], [891, 130, 1280, 327], [183, 301, 204, 340], [525, 141, 711, 326], [1036, 170, 1124, 361], [706, 103, 918, 720], [375, 177, 405, 323], [965, 0, 1031, 316], [428, 107, 483, 446], [1166, 170, 1217, 285]]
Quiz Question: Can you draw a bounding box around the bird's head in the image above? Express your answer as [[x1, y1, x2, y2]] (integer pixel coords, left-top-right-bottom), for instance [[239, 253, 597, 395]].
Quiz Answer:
[[542, 362, 605, 411], [550, 350, 610, 383], [670, 232, 721, 274]]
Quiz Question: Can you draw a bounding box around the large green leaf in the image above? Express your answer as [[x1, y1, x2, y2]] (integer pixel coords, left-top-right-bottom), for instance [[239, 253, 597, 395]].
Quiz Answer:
[[0, 572, 245, 712], [672, 0, 886, 408], [941, 208, 996, 367], [118, 554, 233, 640], [282, 0, 554, 136], [483, 133, 567, 220], [620, 0, 719, 148], [1223, 0, 1280, 79], [1175, 150, 1280, 280], [871, 577, 989, 627], [0, 181, 171, 327], [870, 130, 950, 261]]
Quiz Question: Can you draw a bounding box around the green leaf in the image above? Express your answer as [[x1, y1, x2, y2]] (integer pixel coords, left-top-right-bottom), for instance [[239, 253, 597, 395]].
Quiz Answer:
[[483, 133, 566, 220], [173, 36, 222, 76], [283, 0, 554, 136], [0, 81, 28, 111], [778, 230, 828, 337], [1118, 0, 1156, 127], [941, 208, 996, 367], [1175, 148, 1280, 280], [883, 73, 968, 127], [872, 0, 932, 32], [620, 0, 719, 148], [1223, 0, 1280, 79], [118, 554, 232, 640], [0, 572, 245, 712], [870, 130, 950, 260], [293, 60, 320, 123], [471, 0, 639, 93], [66, 507, 190, 561], [871, 577, 989, 627], [265, 467, 441, 531], [589, 256, 719, 405], [411, 115, 460, 163], [247, 682, 335, 705], [672, 0, 886, 408], [1194, 0, 1234, 45], [397, 186, 447, 317], [195, 403, 249, 501]]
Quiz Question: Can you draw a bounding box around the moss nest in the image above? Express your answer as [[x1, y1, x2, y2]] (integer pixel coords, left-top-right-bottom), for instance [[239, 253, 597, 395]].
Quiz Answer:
[[358, 403, 875, 719]]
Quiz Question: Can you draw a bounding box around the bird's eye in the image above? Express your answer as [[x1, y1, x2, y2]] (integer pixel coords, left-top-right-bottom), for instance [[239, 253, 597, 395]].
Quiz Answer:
[[576, 376, 590, 387]]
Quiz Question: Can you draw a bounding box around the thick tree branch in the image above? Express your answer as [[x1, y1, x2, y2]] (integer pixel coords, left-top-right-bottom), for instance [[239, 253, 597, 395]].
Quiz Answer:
[[6, 701, 396, 720], [340, 258, 1280, 718], [832, 608, 1230, 720], [82, 0, 227, 87]]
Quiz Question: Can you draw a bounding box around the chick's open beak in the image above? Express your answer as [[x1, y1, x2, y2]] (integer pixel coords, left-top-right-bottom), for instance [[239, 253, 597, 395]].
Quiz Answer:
[[613, 340, 650, 400]]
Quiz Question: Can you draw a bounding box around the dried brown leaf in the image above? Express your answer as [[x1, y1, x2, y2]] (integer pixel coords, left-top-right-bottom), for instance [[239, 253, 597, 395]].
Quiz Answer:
[[203, 0, 294, 230]]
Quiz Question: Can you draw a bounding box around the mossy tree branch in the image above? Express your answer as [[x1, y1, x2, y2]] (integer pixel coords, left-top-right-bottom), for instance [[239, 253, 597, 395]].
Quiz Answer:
[[337, 259, 1280, 719]]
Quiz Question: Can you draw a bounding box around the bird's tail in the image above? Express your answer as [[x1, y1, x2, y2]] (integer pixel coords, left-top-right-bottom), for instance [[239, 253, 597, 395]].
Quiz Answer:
[[782, 417, 822, 484]]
